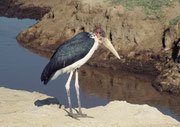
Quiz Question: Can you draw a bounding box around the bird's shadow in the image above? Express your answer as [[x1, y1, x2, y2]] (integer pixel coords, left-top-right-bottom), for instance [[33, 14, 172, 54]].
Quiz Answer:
[[34, 97, 61, 107]]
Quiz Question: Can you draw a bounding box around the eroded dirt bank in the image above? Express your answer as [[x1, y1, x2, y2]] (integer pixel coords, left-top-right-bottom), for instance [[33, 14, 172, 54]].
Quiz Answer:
[[0, 0, 180, 93]]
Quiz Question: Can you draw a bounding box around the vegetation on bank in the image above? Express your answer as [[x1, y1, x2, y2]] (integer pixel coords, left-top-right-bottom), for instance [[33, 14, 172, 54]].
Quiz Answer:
[[114, 0, 180, 16], [169, 14, 180, 25]]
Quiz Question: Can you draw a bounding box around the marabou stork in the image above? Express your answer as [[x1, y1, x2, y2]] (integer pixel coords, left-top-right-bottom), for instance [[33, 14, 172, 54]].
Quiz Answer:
[[41, 27, 120, 117]]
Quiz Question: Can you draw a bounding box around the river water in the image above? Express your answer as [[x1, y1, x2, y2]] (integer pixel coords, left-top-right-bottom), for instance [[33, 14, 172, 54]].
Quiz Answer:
[[0, 17, 180, 121]]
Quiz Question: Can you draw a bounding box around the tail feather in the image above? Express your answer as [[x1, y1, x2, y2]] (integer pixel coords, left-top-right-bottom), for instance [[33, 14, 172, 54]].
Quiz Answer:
[[41, 62, 54, 85]]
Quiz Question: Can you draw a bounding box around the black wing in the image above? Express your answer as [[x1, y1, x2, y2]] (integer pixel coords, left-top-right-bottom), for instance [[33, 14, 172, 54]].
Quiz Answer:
[[41, 32, 94, 84]]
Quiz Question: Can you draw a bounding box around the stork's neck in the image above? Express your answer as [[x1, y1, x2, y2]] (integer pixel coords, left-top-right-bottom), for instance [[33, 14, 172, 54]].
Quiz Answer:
[[90, 32, 102, 47], [89, 32, 100, 50]]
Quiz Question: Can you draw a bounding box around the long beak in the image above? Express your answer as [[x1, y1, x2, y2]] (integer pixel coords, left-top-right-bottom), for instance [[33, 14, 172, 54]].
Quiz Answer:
[[102, 38, 120, 59]]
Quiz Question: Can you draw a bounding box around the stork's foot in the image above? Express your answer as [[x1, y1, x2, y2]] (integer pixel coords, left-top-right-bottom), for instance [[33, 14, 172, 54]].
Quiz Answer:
[[67, 112, 78, 119], [73, 108, 87, 117], [68, 112, 87, 118], [64, 108, 87, 119], [76, 112, 87, 117], [79, 113, 87, 117]]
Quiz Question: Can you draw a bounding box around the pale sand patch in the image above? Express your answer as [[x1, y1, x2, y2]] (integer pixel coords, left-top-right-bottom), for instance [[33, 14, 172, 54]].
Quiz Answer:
[[0, 87, 179, 127]]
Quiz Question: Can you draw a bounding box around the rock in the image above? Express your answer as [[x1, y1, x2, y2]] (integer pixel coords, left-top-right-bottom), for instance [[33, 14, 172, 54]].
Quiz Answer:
[[153, 62, 180, 94], [0, 87, 179, 127]]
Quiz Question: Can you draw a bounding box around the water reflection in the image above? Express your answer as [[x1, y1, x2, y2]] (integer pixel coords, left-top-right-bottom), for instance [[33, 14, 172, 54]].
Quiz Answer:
[[78, 65, 180, 119]]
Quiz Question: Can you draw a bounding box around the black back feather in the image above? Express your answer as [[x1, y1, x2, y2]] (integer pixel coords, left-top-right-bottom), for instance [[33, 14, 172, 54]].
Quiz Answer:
[[41, 32, 95, 85]]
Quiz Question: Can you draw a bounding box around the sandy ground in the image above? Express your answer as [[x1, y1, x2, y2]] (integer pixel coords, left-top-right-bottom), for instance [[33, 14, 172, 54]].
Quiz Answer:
[[0, 87, 179, 127]]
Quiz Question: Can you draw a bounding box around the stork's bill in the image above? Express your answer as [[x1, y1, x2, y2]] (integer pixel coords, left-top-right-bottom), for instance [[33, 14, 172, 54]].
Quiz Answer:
[[102, 38, 120, 59], [94, 28, 120, 59]]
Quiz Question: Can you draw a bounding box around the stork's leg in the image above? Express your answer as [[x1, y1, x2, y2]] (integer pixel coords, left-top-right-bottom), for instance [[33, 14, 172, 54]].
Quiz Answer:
[[75, 69, 82, 115], [65, 71, 73, 115]]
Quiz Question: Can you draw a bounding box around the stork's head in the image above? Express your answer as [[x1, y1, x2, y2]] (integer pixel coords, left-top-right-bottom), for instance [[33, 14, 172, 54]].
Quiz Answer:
[[93, 27, 120, 59]]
